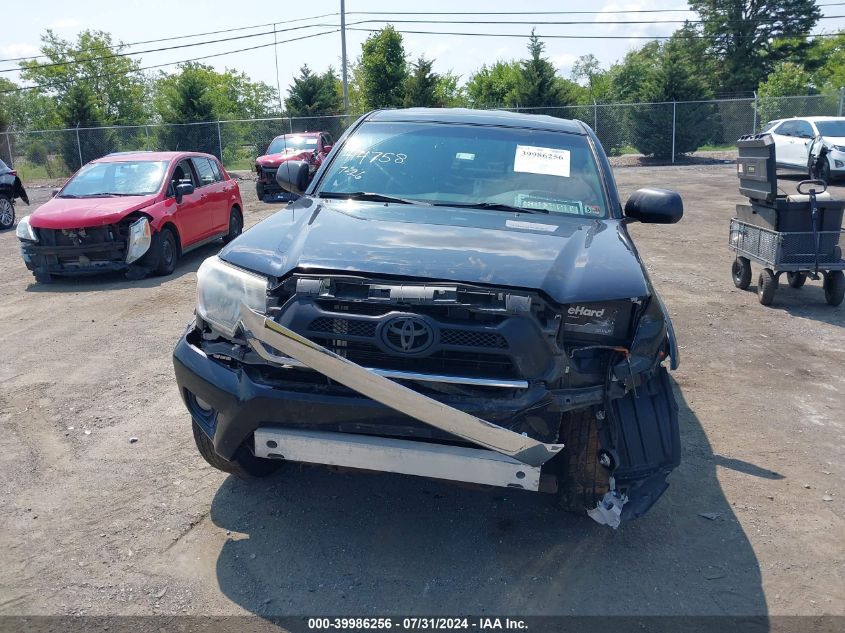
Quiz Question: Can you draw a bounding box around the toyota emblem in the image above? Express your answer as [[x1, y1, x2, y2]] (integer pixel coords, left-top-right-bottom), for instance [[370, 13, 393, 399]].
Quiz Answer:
[[381, 316, 435, 354]]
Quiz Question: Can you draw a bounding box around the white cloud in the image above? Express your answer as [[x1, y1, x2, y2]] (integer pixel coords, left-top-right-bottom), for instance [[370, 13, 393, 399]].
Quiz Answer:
[[550, 53, 579, 75], [48, 18, 80, 30], [594, 1, 694, 43], [0, 43, 40, 58]]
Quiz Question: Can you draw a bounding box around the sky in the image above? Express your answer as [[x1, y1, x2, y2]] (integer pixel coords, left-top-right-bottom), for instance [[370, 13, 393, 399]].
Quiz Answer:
[[3, 0, 845, 102]]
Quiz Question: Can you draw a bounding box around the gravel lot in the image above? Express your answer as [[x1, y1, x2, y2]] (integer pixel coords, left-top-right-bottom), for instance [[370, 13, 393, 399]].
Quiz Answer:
[[0, 165, 843, 621]]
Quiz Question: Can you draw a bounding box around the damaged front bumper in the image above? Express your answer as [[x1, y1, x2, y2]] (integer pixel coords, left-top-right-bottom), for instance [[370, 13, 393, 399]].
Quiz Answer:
[[173, 305, 680, 527], [20, 218, 151, 277]]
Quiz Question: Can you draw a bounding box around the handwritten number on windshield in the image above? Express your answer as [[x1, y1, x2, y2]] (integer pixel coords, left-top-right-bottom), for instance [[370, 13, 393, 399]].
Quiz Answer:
[[351, 151, 407, 165]]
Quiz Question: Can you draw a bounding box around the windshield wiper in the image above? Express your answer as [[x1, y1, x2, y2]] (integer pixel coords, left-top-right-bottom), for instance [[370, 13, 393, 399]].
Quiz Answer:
[[433, 201, 549, 214], [319, 191, 429, 205], [84, 192, 138, 197]]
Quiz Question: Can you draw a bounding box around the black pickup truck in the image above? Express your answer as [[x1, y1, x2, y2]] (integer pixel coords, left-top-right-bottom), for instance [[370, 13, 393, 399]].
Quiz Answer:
[[173, 108, 683, 528]]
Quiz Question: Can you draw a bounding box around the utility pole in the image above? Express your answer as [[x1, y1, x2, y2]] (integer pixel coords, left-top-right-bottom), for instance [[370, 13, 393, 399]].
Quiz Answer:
[[274, 23, 284, 114], [341, 0, 349, 113]]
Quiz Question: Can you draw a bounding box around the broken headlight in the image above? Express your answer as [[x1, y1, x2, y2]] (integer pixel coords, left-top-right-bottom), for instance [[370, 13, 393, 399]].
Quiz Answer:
[[196, 256, 268, 338], [560, 300, 633, 344], [125, 217, 152, 264], [16, 216, 38, 242]]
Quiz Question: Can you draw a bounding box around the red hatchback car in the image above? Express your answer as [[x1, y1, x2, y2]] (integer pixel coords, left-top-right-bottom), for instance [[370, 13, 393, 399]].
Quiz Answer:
[[16, 151, 243, 282], [254, 132, 333, 201]]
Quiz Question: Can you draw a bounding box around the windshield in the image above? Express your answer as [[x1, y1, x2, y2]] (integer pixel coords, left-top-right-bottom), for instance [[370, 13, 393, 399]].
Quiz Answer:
[[816, 120, 845, 137], [266, 135, 319, 155], [318, 121, 609, 218], [60, 160, 168, 197]]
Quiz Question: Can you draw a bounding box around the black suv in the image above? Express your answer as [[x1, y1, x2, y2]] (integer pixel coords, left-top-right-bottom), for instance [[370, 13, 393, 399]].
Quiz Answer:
[[0, 158, 28, 230], [173, 109, 683, 528]]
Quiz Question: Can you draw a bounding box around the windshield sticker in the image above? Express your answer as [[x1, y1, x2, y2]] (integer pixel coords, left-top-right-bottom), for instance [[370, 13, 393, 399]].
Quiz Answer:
[[289, 137, 318, 145], [455, 152, 475, 161], [516, 194, 582, 215], [584, 204, 602, 216], [513, 145, 571, 178], [506, 219, 557, 232]]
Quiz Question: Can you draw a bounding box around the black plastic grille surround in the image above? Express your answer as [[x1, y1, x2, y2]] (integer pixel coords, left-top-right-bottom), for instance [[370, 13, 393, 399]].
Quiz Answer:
[[277, 294, 553, 381]]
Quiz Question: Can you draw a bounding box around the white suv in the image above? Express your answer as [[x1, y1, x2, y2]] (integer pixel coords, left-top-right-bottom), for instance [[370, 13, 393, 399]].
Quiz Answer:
[[764, 116, 845, 181]]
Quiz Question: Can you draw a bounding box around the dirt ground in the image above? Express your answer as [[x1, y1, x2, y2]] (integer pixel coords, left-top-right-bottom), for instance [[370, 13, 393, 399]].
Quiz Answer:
[[0, 165, 843, 623]]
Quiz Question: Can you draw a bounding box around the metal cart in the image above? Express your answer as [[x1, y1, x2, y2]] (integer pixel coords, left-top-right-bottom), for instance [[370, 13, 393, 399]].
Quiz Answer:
[[730, 135, 845, 307]]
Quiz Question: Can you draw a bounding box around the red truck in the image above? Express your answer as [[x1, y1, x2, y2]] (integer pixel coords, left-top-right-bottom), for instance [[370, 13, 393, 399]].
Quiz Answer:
[[254, 132, 334, 202]]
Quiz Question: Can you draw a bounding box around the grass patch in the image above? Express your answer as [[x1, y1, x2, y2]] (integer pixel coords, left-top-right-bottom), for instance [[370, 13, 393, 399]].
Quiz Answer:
[[610, 145, 639, 156], [697, 144, 735, 152]]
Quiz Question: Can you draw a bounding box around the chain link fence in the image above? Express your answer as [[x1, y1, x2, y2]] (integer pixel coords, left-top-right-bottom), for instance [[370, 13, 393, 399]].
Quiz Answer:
[[2, 93, 843, 180]]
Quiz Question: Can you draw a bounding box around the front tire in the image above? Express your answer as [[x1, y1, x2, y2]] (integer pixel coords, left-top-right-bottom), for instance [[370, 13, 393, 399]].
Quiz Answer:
[[824, 270, 845, 306], [0, 195, 14, 230], [152, 228, 179, 276], [758, 268, 778, 305], [191, 422, 282, 479], [555, 409, 610, 512], [222, 207, 242, 244], [732, 257, 752, 289], [255, 181, 265, 200]]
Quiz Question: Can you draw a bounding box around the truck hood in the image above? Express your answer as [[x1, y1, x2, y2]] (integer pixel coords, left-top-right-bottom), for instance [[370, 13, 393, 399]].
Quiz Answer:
[[28, 195, 158, 229], [220, 199, 651, 304], [256, 151, 313, 169]]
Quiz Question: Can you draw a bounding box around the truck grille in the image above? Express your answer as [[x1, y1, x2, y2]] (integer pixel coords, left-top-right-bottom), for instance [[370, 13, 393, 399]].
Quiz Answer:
[[309, 316, 508, 350], [273, 277, 557, 382], [309, 336, 517, 378]]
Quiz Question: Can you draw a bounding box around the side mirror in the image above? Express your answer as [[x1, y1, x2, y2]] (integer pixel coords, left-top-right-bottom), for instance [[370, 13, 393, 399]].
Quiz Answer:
[[175, 182, 194, 204], [624, 188, 683, 224], [276, 160, 310, 195], [323, 144, 333, 153], [51, 189, 59, 197]]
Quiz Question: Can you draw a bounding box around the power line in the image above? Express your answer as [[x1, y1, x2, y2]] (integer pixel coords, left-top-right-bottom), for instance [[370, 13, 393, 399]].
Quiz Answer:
[[345, 15, 845, 27], [0, 22, 339, 74], [346, 2, 845, 15], [0, 12, 339, 64], [347, 27, 844, 41], [0, 30, 339, 94], [8, 12, 841, 75], [6, 1, 843, 65]]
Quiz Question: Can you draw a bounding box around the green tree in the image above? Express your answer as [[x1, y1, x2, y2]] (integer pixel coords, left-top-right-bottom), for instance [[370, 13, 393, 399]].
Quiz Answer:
[[689, 0, 822, 95], [466, 61, 522, 107], [20, 29, 150, 124], [627, 41, 715, 158], [357, 26, 408, 108], [404, 57, 440, 107], [756, 61, 817, 124], [434, 71, 468, 107], [610, 42, 662, 103], [514, 30, 571, 107], [285, 65, 343, 116], [155, 63, 277, 122], [571, 54, 602, 102], [154, 64, 217, 156], [58, 83, 114, 168], [803, 31, 845, 91]]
